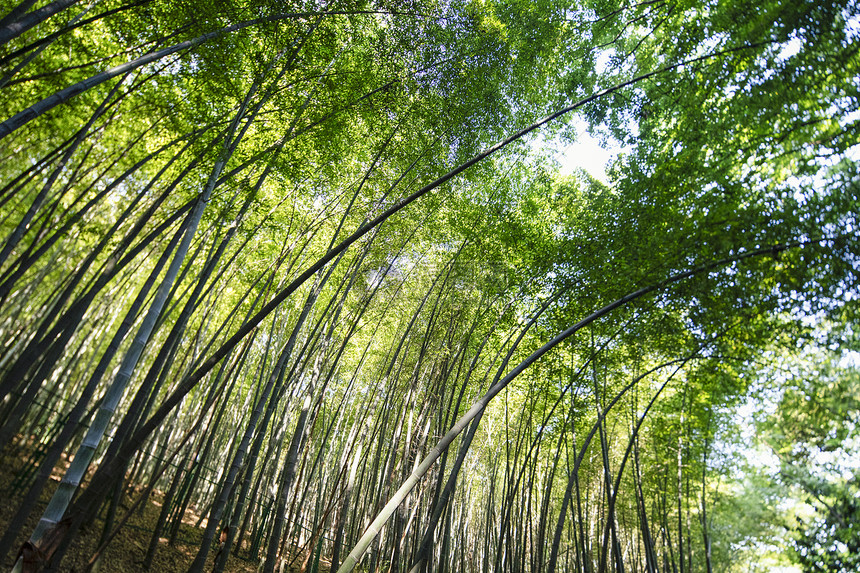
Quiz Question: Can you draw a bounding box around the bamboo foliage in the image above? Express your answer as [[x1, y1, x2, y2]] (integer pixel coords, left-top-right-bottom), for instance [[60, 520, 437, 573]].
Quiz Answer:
[[0, 1, 858, 572]]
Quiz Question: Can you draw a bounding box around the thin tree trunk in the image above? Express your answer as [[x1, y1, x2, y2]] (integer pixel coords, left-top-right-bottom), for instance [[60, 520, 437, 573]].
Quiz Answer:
[[334, 240, 813, 573], [700, 416, 713, 573], [0, 217, 185, 563], [24, 191, 208, 562], [0, 70, 126, 268], [19, 106, 238, 568], [185, 333, 292, 573], [263, 393, 313, 573], [0, 0, 79, 46]]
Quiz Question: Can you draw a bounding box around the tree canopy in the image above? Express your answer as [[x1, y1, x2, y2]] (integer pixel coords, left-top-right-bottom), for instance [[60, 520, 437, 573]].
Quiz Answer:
[[0, 0, 857, 572]]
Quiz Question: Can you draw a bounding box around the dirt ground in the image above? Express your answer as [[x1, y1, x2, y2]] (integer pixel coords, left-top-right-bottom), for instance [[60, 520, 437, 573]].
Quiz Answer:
[[0, 442, 282, 573]]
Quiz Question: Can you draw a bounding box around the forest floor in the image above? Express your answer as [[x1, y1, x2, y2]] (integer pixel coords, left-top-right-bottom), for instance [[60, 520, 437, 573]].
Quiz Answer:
[[0, 442, 317, 572]]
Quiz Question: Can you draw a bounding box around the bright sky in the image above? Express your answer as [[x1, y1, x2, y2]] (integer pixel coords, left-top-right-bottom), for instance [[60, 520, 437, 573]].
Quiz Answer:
[[557, 135, 616, 183], [549, 118, 625, 184]]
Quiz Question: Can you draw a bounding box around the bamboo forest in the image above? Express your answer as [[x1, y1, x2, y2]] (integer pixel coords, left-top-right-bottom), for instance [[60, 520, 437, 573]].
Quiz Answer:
[[0, 0, 858, 571]]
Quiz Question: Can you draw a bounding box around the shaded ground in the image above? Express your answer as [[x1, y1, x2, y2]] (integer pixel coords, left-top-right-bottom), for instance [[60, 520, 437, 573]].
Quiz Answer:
[[0, 442, 288, 572]]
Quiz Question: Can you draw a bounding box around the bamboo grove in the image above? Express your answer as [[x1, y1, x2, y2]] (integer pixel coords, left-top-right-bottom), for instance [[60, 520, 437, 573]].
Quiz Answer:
[[0, 0, 858, 572]]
